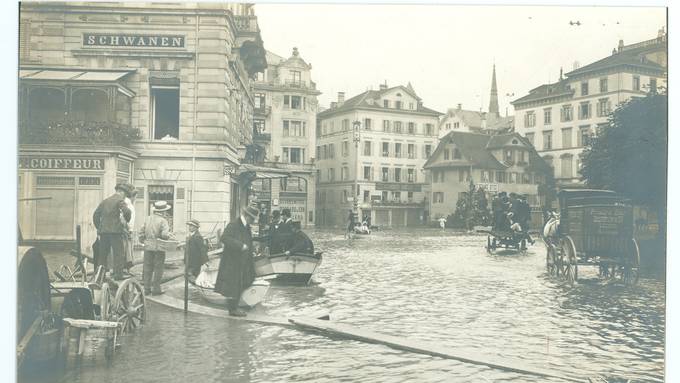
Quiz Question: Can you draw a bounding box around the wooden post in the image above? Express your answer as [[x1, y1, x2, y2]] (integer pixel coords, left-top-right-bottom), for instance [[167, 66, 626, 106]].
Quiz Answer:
[[183, 238, 189, 313], [75, 225, 85, 282]]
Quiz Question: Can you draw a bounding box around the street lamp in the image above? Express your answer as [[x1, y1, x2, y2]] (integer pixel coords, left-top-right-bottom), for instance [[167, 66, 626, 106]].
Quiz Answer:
[[352, 119, 361, 215]]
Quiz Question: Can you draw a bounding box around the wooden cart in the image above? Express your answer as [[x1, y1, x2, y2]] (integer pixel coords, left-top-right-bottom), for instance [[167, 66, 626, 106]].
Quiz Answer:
[[543, 189, 640, 286], [485, 229, 528, 254]]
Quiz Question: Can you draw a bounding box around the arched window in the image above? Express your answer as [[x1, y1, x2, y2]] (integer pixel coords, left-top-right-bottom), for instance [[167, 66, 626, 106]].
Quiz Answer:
[[28, 87, 66, 123], [71, 88, 109, 121], [280, 176, 307, 193]]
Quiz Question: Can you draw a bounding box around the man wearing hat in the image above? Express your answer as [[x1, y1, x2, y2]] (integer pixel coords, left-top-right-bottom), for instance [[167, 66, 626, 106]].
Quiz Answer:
[[491, 192, 506, 231], [93, 183, 132, 280], [185, 219, 208, 278], [284, 221, 314, 256], [214, 205, 259, 316], [140, 201, 174, 295]]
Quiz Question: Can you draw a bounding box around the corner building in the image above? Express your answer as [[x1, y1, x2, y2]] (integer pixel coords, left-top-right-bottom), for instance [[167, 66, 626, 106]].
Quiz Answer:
[[315, 83, 442, 227], [18, 2, 266, 251]]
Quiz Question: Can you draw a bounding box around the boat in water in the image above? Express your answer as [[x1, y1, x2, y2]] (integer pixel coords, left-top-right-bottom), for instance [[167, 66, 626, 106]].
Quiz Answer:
[[193, 259, 269, 307], [254, 251, 323, 285]]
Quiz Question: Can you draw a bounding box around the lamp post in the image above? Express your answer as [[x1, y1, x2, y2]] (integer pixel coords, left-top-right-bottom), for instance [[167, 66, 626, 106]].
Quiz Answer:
[[352, 119, 361, 216]]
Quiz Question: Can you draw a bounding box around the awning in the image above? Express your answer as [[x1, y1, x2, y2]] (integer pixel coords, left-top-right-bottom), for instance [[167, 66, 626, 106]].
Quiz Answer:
[[238, 164, 291, 180], [19, 69, 136, 97], [19, 69, 133, 82]]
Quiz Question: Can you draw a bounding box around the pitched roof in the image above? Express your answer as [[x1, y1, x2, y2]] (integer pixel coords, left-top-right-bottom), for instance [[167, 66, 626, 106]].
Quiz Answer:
[[444, 109, 513, 131], [424, 131, 550, 173], [318, 85, 442, 118], [565, 36, 666, 77], [265, 50, 285, 66], [423, 131, 505, 170], [511, 81, 574, 105]]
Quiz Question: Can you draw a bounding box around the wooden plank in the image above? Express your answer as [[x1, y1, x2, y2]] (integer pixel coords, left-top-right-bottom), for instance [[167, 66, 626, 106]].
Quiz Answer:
[[16, 316, 42, 366], [289, 317, 588, 383]]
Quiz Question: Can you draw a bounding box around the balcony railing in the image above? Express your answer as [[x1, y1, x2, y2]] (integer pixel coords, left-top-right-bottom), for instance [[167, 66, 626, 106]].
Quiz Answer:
[[254, 105, 271, 116], [19, 120, 141, 147]]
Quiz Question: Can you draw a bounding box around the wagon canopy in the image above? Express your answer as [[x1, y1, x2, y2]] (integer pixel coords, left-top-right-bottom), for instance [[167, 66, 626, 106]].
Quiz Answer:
[[558, 189, 630, 209]]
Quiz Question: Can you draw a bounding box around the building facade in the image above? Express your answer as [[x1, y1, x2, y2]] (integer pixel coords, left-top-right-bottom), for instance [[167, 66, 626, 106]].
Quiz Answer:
[[424, 131, 551, 222], [439, 65, 514, 138], [250, 48, 320, 227], [18, 2, 266, 250], [316, 83, 442, 227], [512, 31, 667, 185]]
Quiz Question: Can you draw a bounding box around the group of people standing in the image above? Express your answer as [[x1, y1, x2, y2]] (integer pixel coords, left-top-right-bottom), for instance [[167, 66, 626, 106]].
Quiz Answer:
[[93, 182, 209, 296], [491, 192, 535, 245]]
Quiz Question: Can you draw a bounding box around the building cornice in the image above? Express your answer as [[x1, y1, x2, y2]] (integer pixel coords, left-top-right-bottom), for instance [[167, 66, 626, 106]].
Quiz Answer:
[[318, 106, 442, 120]]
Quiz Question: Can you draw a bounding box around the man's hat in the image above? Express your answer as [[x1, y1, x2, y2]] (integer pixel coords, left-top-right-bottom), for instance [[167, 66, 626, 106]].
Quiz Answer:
[[243, 205, 259, 219], [499, 191, 507, 196], [509, 192, 518, 198], [272, 210, 281, 218], [115, 182, 131, 193], [153, 200, 172, 212], [187, 219, 200, 228], [281, 208, 291, 217]]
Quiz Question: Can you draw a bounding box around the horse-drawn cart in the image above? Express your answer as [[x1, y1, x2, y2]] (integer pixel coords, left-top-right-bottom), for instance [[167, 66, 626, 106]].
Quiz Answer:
[[543, 189, 640, 286]]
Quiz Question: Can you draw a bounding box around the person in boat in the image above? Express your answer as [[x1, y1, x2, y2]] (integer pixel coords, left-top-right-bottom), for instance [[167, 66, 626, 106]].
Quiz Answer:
[[139, 201, 175, 295], [214, 205, 259, 317], [272, 208, 293, 255], [284, 221, 314, 256], [185, 219, 208, 280]]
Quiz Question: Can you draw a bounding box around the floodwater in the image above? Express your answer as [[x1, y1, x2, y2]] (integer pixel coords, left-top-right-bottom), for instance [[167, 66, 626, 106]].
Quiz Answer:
[[22, 228, 665, 382]]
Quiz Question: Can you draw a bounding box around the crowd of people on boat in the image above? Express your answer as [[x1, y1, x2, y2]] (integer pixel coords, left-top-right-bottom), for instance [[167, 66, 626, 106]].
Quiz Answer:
[[491, 192, 535, 245]]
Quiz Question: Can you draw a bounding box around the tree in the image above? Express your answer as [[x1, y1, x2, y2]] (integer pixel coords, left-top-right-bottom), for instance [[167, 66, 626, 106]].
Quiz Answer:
[[579, 92, 667, 237]]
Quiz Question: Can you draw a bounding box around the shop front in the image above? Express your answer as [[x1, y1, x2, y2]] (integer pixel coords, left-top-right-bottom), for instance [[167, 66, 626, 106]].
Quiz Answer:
[[18, 148, 138, 253]]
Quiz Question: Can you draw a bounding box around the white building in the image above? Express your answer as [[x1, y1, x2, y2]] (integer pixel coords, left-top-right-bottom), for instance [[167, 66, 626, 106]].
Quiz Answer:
[[316, 83, 442, 227], [512, 30, 667, 185], [251, 48, 320, 226]]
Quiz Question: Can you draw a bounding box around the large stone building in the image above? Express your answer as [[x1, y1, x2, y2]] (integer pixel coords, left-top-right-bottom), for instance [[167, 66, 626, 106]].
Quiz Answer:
[[315, 83, 442, 227], [250, 48, 320, 226], [512, 30, 667, 185], [424, 131, 551, 222], [438, 65, 513, 138], [17, 2, 266, 250]]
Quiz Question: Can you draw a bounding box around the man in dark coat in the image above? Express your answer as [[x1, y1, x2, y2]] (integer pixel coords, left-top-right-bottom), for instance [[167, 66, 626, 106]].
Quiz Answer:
[[185, 219, 208, 278], [214, 205, 259, 317], [491, 192, 507, 231], [93, 183, 132, 280], [268, 210, 284, 255], [284, 221, 314, 256], [274, 208, 294, 253]]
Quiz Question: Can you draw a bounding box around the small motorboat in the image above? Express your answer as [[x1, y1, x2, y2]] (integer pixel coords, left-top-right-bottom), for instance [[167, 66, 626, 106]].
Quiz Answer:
[[193, 260, 269, 307], [254, 251, 323, 285]]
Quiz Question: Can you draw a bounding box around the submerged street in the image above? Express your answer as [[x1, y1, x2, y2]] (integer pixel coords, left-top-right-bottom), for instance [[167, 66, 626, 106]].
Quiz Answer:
[[24, 228, 665, 383]]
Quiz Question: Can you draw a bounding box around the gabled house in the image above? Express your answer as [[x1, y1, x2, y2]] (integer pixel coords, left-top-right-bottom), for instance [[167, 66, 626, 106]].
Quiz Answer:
[[423, 131, 551, 222]]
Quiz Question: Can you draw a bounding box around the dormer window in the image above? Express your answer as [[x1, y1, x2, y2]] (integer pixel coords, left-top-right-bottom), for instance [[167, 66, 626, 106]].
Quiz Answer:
[[512, 139, 519, 145], [383, 99, 389, 108]]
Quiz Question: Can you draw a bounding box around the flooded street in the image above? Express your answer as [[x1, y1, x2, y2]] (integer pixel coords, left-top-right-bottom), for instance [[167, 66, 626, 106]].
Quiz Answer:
[[24, 228, 665, 383]]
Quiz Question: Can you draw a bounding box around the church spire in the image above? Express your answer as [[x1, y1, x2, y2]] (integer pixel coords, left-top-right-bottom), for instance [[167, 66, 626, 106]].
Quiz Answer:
[[488, 64, 499, 116]]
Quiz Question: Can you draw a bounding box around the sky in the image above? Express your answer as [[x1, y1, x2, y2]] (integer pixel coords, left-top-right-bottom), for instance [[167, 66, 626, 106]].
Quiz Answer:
[[256, 4, 666, 114]]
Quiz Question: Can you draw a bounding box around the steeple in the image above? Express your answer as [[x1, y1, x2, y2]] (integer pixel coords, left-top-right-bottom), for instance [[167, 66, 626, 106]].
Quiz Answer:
[[488, 64, 499, 116]]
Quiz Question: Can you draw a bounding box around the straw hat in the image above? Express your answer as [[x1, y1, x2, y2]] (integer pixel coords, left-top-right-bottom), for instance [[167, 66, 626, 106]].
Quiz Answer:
[[187, 219, 200, 228], [153, 201, 172, 212]]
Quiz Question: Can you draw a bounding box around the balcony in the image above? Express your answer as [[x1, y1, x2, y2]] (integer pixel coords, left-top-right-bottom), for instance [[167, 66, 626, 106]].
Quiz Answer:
[[19, 120, 141, 148], [254, 105, 271, 116]]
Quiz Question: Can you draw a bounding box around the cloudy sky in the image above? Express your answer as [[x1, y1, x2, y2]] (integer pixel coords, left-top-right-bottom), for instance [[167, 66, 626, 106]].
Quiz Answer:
[[256, 4, 666, 114]]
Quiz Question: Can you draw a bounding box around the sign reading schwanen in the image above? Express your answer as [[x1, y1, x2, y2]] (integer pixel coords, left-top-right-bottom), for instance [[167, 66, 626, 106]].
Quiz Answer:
[[83, 33, 185, 48]]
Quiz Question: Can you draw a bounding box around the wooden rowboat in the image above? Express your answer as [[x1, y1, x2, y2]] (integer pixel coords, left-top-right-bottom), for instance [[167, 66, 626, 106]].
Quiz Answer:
[[254, 252, 323, 285], [193, 259, 269, 307]]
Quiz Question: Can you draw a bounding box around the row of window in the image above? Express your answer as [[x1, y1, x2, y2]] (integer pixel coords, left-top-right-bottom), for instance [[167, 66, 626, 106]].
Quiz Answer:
[[381, 98, 415, 110], [543, 155, 577, 179], [318, 189, 415, 204], [321, 119, 436, 136], [323, 166, 419, 183], [316, 142, 434, 160], [524, 99, 611, 127], [525, 125, 597, 150], [431, 169, 543, 185], [578, 75, 653, 96], [253, 119, 308, 137]]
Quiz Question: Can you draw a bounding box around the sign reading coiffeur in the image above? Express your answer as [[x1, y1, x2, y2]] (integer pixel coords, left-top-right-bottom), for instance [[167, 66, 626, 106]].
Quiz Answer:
[[83, 33, 185, 48], [19, 157, 104, 170]]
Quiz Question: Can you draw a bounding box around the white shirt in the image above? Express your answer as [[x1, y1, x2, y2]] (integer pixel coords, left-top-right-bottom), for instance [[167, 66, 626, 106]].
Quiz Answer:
[[240, 215, 248, 227], [124, 197, 136, 230]]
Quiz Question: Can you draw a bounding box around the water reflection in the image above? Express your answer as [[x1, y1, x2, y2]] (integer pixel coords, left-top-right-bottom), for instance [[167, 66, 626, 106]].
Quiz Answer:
[[20, 228, 664, 383]]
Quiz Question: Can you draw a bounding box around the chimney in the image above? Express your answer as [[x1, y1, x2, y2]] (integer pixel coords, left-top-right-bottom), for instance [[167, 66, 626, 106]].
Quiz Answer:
[[379, 81, 388, 90], [618, 39, 624, 52], [559, 67, 563, 80], [457, 103, 462, 111], [572, 61, 580, 70], [658, 27, 665, 38], [337, 92, 345, 106], [612, 48, 617, 55]]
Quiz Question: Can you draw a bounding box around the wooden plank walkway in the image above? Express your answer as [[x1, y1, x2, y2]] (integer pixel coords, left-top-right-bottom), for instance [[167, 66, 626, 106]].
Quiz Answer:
[[289, 318, 589, 383]]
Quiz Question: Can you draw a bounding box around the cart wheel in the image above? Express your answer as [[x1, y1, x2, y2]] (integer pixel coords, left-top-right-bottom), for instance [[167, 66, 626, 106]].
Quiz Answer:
[[113, 278, 147, 333], [560, 236, 578, 285], [623, 238, 641, 286], [486, 236, 492, 253], [99, 282, 115, 321]]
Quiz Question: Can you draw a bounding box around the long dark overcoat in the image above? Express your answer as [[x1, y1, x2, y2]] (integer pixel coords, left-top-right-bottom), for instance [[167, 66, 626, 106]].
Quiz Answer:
[[185, 232, 208, 277], [214, 219, 255, 299]]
